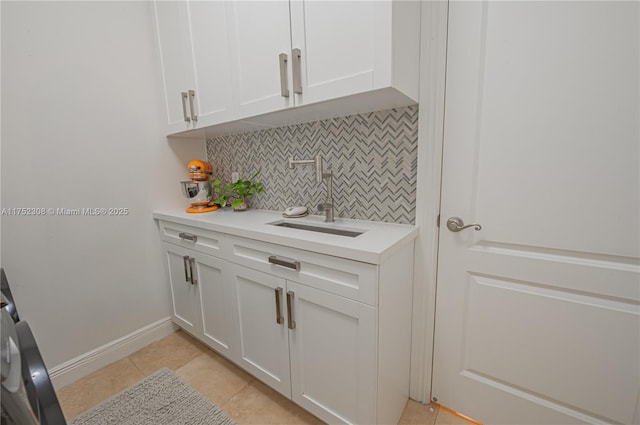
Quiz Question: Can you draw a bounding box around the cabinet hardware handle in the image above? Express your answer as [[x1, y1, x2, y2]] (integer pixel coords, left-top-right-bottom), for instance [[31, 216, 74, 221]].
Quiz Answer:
[[181, 92, 191, 122], [279, 53, 290, 98], [178, 232, 198, 243], [183, 255, 191, 283], [275, 287, 284, 325], [268, 255, 300, 271], [286, 291, 296, 329], [189, 257, 197, 285], [292, 48, 302, 94], [188, 90, 198, 122]]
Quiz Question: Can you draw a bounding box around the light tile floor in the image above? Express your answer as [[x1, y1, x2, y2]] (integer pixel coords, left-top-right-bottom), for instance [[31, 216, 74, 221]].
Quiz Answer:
[[57, 330, 472, 425]]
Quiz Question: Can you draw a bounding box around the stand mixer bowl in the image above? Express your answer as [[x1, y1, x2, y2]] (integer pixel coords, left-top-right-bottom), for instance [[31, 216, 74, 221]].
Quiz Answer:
[[180, 180, 212, 207]]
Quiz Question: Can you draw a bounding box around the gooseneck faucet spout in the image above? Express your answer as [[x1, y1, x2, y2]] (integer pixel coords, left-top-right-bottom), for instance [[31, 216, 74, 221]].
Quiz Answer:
[[288, 154, 335, 222]]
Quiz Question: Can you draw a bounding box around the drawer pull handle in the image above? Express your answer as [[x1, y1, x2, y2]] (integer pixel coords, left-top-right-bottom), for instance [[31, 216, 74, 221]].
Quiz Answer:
[[275, 287, 284, 325], [268, 256, 300, 271], [178, 232, 198, 243], [183, 255, 191, 283], [286, 291, 296, 330]]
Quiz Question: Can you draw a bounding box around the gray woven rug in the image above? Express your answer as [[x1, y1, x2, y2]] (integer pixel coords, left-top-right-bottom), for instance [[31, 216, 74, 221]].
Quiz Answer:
[[69, 368, 236, 425]]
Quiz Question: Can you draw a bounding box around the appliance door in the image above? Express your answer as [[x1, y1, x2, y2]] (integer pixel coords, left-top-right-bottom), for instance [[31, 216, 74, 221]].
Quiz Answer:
[[16, 320, 67, 425]]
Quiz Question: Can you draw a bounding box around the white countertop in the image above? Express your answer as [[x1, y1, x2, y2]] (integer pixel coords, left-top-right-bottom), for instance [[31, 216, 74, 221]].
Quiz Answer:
[[153, 208, 418, 264]]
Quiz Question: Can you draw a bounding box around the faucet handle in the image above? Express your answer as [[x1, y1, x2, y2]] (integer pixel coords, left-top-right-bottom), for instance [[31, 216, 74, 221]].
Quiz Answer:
[[317, 202, 330, 212]]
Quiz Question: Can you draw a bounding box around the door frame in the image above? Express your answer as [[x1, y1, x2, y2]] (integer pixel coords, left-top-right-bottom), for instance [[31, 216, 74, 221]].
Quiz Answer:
[[409, 0, 449, 403]]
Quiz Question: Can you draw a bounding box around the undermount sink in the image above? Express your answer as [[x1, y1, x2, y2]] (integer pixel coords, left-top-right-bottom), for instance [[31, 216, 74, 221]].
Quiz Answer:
[[269, 221, 364, 237]]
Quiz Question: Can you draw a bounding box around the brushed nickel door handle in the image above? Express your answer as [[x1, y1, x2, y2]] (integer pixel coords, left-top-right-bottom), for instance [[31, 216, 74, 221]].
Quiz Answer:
[[275, 287, 284, 325], [286, 291, 296, 330], [188, 90, 197, 122], [279, 53, 290, 98], [181, 92, 191, 122], [446, 217, 482, 232], [292, 48, 302, 94], [183, 255, 191, 283], [189, 257, 197, 285]]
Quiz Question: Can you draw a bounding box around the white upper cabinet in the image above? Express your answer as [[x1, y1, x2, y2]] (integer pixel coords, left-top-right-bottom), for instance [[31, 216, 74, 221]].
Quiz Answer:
[[152, 1, 420, 136], [225, 1, 294, 119], [289, 1, 419, 108], [153, 1, 234, 133]]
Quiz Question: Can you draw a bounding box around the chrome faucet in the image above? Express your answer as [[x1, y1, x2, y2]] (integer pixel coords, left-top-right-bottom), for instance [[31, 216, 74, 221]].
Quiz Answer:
[[288, 154, 334, 222]]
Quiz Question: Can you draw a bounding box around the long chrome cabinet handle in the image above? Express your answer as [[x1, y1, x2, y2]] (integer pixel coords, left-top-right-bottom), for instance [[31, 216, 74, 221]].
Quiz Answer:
[[292, 48, 302, 94], [188, 90, 197, 122], [286, 291, 296, 329], [178, 232, 197, 243], [278, 53, 290, 98], [268, 255, 300, 271], [183, 255, 191, 283], [189, 257, 197, 285], [274, 287, 284, 325], [181, 92, 191, 122]]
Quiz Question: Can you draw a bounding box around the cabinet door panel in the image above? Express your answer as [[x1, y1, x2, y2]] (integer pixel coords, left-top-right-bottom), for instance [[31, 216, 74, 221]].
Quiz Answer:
[[192, 253, 233, 357], [153, 1, 193, 130], [229, 264, 291, 397], [163, 243, 199, 335], [289, 1, 388, 106], [288, 281, 377, 425], [226, 1, 292, 118], [186, 1, 234, 125]]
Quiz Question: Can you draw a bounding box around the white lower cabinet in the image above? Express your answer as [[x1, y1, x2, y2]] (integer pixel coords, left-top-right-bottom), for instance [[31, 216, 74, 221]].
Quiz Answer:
[[161, 241, 234, 358], [228, 264, 377, 425], [159, 221, 415, 425], [287, 280, 377, 425], [227, 264, 292, 397]]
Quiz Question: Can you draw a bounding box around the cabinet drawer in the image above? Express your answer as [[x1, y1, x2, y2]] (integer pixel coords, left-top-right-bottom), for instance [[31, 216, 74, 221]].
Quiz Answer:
[[225, 236, 378, 306], [159, 220, 224, 257]]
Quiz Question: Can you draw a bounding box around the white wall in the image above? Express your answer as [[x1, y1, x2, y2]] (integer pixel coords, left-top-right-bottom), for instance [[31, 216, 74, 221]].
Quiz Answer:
[[1, 1, 205, 376]]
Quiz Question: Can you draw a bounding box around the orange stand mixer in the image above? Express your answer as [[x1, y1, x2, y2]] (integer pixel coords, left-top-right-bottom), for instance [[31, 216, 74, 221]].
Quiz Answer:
[[179, 160, 219, 213]]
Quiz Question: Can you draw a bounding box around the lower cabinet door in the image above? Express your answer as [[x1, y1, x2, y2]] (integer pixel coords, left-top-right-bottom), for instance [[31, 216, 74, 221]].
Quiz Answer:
[[190, 252, 234, 358], [229, 264, 292, 398], [162, 242, 200, 336], [287, 281, 377, 425]]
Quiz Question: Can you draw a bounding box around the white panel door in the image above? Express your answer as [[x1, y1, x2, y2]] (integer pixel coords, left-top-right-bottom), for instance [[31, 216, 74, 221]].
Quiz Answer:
[[289, 1, 386, 106], [288, 281, 377, 425], [432, 2, 640, 424], [185, 1, 234, 127], [153, 1, 193, 131], [162, 243, 200, 336], [228, 264, 292, 398], [226, 1, 293, 119], [191, 252, 233, 358]]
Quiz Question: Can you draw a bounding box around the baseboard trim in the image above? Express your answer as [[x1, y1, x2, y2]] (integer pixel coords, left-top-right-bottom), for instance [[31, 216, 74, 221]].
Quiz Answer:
[[49, 317, 178, 390]]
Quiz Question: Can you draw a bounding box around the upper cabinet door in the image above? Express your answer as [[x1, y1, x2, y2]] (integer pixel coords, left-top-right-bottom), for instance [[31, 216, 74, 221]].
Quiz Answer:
[[226, 1, 293, 119], [185, 1, 235, 127], [290, 0, 420, 107], [289, 1, 380, 106], [153, 1, 234, 133], [153, 1, 193, 131]]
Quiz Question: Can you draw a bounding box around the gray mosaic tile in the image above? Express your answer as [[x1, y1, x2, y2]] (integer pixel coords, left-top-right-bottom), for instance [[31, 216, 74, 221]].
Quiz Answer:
[[206, 105, 418, 224]]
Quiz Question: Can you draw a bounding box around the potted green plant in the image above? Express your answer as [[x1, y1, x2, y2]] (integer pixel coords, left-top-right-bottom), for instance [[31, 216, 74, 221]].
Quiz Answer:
[[210, 171, 264, 211]]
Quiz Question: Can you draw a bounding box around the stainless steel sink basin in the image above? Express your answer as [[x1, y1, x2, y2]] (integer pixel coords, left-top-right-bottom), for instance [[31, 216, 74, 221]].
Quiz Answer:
[[270, 221, 364, 237]]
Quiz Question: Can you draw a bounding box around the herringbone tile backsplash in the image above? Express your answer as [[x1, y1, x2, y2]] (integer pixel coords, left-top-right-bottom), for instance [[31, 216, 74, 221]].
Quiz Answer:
[[205, 105, 418, 224]]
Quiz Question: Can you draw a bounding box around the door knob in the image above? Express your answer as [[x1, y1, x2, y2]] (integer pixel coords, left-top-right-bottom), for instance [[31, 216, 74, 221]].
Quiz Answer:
[[446, 217, 482, 232]]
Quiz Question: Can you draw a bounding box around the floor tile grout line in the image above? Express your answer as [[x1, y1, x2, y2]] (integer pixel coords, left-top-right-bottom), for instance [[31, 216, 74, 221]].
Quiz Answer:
[[127, 355, 148, 377]]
